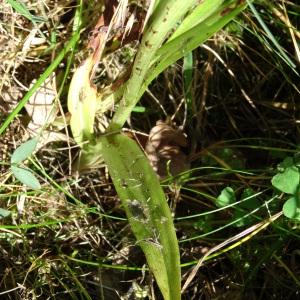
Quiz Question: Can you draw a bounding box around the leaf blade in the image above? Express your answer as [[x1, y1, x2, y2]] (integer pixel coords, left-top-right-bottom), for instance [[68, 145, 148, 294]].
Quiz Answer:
[[145, 1, 248, 88], [271, 166, 299, 194], [11, 166, 41, 190], [283, 196, 300, 220], [0, 208, 11, 218], [99, 134, 181, 300], [11, 137, 38, 164], [217, 187, 236, 208]]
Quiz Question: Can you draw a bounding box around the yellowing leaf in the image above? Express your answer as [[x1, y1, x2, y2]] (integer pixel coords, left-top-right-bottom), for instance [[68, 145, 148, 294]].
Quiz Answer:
[[68, 55, 97, 144]]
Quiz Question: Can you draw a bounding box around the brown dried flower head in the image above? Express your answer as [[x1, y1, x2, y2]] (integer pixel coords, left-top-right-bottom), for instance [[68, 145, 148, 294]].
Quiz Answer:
[[145, 120, 189, 179]]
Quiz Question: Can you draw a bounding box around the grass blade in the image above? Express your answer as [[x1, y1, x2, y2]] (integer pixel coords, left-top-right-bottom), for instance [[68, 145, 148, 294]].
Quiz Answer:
[[183, 51, 193, 115], [0, 28, 80, 136], [6, 0, 46, 23], [246, 0, 297, 71]]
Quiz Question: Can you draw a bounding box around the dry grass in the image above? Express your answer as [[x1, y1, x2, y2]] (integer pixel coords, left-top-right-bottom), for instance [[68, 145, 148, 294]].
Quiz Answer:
[[1, 0, 300, 299]]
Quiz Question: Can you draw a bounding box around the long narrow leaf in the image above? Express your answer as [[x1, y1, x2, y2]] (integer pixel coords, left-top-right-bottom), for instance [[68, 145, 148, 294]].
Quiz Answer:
[[183, 52, 193, 114], [68, 56, 97, 144], [99, 133, 181, 300], [108, 0, 247, 131], [6, 0, 47, 23], [167, 0, 225, 41], [144, 1, 248, 90], [108, 0, 198, 131], [246, 0, 297, 71]]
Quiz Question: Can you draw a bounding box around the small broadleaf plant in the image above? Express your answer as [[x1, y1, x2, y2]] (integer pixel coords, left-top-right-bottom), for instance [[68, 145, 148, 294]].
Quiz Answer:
[[271, 156, 300, 221], [216, 187, 260, 227], [10, 137, 41, 190]]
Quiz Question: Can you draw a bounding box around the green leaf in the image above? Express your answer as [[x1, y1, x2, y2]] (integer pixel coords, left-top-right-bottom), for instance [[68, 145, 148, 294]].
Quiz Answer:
[[167, 0, 225, 41], [146, 0, 248, 90], [0, 208, 11, 218], [11, 137, 38, 164], [183, 52, 193, 113], [11, 166, 41, 190], [217, 187, 236, 208], [201, 147, 245, 170], [271, 166, 299, 194], [293, 153, 300, 168], [6, 0, 47, 23], [247, 0, 297, 72], [98, 133, 180, 300], [108, 0, 198, 131], [283, 196, 300, 220], [232, 188, 259, 227], [277, 156, 294, 171], [109, 0, 248, 132]]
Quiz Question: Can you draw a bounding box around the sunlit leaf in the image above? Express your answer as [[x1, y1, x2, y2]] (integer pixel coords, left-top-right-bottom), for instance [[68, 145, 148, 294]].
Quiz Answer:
[[145, 0, 248, 92], [108, 0, 198, 131], [99, 133, 180, 300], [217, 187, 236, 208], [11, 166, 41, 190], [68, 56, 97, 144], [6, 0, 47, 23]]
